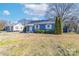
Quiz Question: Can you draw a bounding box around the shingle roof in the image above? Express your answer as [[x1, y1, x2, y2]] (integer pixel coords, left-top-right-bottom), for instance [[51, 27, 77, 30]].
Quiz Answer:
[[28, 20, 55, 24], [6, 19, 55, 27]]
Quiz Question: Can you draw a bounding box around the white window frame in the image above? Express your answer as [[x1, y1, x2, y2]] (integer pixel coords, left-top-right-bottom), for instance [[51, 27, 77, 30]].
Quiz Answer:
[[15, 26, 18, 29], [29, 26, 33, 32], [35, 25, 40, 30], [46, 24, 52, 29]]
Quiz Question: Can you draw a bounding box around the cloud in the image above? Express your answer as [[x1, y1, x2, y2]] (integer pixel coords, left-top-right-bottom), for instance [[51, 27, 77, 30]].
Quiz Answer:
[[24, 4, 48, 11], [23, 4, 48, 16], [3, 10, 10, 16], [32, 17, 40, 20]]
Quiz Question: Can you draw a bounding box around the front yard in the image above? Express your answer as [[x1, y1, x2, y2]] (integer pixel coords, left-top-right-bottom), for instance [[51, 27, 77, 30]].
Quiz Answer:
[[0, 32, 79, 56]]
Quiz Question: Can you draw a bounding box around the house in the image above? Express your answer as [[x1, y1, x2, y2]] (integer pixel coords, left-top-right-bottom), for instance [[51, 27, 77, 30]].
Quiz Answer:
[[63, 20, 78, 32], [5, 23, 24, 32], [24, 20, 55, 33], [24, 19, 79, 33], [76, 20, 79, 33], [13, 23, 24, 32], [5, 25, 13, 32], [5, 19, 78, 33]]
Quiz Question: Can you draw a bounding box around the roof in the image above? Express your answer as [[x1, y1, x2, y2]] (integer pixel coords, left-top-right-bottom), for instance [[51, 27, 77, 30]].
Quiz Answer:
[[6, 19, 55, 27], [28, 20, 55, 24], [5, 23, 24, 27]]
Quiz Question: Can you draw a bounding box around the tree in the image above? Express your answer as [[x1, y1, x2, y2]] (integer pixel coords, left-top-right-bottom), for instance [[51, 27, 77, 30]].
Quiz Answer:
[[55, 17, 59, 34], [45, 3, 78, 21], [0, 20, 6, 31], [45, 3, 79, 34], [55, 17, 63, 34], [64, 19, 77, 32], [59, 17, 63, 34]]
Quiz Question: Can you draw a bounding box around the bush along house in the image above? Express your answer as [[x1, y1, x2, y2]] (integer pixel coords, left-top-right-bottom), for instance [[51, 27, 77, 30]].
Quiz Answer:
[[23, 20, 55, 33]]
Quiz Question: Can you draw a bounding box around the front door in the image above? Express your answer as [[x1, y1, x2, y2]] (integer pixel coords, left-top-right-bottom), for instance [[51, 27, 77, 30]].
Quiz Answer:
[[29, 26, 33, 32], [26, 26, 29, 32]]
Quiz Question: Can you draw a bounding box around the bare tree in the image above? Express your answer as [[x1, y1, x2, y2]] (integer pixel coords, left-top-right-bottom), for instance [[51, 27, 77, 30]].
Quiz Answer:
[[0, 20, 7, 31], [45, 3, 79, 33], [45, 3, 78, 21]]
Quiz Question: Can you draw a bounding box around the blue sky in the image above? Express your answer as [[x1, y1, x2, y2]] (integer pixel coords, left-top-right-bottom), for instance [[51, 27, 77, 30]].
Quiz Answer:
[[0, 3, 47, 22], [0, 3, 79, 22]]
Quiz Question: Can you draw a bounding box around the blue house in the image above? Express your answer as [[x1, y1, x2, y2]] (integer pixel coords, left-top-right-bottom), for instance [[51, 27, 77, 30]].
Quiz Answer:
[[24, 20, 55, 33], [5, 19, 78, 33]]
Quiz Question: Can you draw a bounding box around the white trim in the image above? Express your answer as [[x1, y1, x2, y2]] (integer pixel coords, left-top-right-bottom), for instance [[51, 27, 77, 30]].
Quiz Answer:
[[25, 24, 34, 26], [25, 22, 54, 26], [29, 26, 33, 32], [13, 23, 24, 32], [33, 22, 54, 25], [45, 24, 52, 29], [34, 24, 40, 30]]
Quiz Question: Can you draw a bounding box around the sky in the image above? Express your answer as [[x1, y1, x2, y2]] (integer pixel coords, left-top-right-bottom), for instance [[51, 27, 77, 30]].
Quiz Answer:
[[0, 3, 48, 22], [0, 3, 79, 23]]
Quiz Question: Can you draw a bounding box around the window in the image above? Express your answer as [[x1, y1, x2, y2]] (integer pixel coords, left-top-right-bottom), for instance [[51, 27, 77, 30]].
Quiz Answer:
[[46, 24, 52, 29], [16, 27, 18, 29], [35, 25, 40, 29], [20, 27, 23, 29]]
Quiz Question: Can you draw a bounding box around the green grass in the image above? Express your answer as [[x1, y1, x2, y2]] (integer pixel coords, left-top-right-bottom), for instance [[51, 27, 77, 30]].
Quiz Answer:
[[0, 39, 19, 46], [0, 32, 79, 56], [0, 38, 79, 56]]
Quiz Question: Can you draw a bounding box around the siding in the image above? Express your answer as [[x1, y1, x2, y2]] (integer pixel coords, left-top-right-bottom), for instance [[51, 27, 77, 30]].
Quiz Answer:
[[25, 23, 55, 32], [39, 24, 46, 30], [51, 24, 55, 31], [26, 26, 29, 32], [5, 26, 13, 32], [26, 26, 35, 32]]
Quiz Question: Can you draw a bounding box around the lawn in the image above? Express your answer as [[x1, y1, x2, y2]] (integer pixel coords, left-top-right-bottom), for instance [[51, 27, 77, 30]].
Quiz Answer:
[[0, 32, 79, 56]]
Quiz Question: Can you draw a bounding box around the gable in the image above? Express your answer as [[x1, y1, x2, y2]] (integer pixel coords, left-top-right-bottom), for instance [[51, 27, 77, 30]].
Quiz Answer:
[[14, 23, 24, 27]]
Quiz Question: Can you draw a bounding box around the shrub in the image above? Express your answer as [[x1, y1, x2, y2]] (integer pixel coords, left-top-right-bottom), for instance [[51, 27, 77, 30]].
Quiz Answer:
[[55, 16, 63, 34], [59, 17, 63, 34], [55, 16, 59, 34], [35, 30, 46, 33], [45, 29, 55, 34], [35, 29, 54, 34]]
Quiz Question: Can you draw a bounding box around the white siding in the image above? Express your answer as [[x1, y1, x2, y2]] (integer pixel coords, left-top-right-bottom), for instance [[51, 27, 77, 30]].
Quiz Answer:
[[13, 23, 24, 32]]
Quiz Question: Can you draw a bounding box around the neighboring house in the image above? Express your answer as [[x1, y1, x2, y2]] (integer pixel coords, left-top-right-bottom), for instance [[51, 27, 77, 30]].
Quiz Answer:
[[5, 23, 24, 32], [63, 20, 77, 32], [77, 24, 79, 33], [5, 25, 13, 32], [13, 23, 24, 32], [24, 20, 55, 33], [76, 20, 79, 33]]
